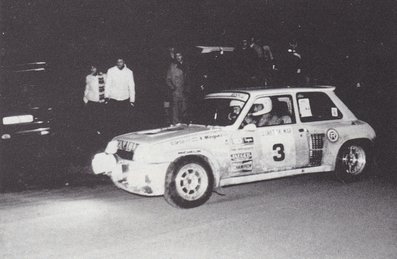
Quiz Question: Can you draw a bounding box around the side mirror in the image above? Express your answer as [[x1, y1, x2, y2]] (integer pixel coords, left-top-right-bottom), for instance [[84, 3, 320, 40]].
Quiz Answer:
[[243, 124, 257, 131]]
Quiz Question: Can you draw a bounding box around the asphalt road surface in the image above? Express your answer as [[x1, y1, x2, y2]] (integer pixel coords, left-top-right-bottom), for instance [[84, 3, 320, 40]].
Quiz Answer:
[[1, 173, 396, 259]]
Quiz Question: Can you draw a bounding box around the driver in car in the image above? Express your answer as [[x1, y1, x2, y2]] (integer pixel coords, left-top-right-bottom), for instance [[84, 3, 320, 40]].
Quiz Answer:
[[243, 97, 292, 127], [228, 100, 244, 122]]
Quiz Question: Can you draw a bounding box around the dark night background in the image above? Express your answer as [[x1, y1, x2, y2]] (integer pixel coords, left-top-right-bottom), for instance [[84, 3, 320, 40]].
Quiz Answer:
[[0, 0, 396, 188]]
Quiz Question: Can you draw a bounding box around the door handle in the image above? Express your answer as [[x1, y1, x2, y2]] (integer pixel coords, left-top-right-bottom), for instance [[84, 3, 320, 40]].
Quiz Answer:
[[298, 128, 306, 132]]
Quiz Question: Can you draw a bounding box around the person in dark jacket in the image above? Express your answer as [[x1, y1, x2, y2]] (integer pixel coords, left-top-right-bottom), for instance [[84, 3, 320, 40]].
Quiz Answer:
[[234, 39, 257, 87], [282, 39, 303, 86], [166, 51, 190, 124], [262, 44, 276, 86]]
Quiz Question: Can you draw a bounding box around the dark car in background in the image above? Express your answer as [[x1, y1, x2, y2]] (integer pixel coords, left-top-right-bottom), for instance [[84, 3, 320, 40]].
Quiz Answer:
[[0, 62, 55, 139], [0, 62, 62, 190]]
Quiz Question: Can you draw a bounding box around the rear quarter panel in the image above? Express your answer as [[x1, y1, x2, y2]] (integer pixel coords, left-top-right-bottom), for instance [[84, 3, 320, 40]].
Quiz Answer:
[[296, 90, 376, 170], [304, 120, 376, 170]]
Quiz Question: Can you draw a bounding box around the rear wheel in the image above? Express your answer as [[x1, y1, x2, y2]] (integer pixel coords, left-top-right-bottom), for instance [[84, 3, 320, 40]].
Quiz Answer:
[[164, 157, 213, 208], [335, 142, 371, 182]]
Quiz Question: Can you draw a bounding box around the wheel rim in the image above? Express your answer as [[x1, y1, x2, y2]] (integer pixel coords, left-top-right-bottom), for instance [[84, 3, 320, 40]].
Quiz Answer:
[[175, 163, 209, 201], [341, 145, 366, 175]]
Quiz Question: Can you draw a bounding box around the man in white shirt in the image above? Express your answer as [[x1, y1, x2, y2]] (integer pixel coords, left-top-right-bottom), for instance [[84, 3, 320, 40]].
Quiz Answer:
[[105, 58, 135, 105], [105, 58, 136, 134]]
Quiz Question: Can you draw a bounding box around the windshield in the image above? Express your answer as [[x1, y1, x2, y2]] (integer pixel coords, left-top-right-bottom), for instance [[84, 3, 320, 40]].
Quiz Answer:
[[191, 98, 246, 126]]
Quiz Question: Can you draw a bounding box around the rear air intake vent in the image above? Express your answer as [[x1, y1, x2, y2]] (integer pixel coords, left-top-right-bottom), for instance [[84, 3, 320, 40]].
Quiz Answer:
[[309, 134, 325, 166]]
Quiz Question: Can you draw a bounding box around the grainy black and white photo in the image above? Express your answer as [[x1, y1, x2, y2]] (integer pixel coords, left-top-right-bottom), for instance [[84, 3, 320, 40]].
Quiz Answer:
[[0, 0, 396, 258]]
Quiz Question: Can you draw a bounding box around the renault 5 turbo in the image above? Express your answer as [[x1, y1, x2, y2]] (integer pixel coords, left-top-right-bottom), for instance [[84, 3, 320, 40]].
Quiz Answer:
[[92, 86, 375, 208]]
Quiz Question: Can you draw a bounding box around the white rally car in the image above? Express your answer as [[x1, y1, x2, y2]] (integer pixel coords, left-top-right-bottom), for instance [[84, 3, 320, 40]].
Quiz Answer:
[[92, 86, 376, 208]]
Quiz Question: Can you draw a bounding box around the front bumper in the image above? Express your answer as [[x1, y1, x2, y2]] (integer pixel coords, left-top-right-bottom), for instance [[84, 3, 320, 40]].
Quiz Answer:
[[92, 153, 169, 196]]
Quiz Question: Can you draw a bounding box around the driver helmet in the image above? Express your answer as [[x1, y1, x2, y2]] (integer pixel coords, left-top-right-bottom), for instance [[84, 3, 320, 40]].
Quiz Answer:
[[230, 99, 243, 112], [230, 99, 243, 108], [252, 97, 273, 116]]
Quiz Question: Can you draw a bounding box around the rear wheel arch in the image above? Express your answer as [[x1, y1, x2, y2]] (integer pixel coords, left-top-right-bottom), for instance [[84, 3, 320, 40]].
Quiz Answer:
[[338, 138, 374, 154], [336, 138, 375, 164], [334, 138, 374, 181]]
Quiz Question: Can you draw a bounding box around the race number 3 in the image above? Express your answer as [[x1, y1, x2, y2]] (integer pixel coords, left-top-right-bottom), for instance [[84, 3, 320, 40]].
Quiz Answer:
[[272, 143, 285, 161]]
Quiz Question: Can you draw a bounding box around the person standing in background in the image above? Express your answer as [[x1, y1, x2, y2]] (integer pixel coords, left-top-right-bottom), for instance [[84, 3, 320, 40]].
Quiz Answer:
[[262, 44, 276, 86], [163, 46, 177, 124], [166, 51, 190, 124], [168, 46, 176, 63], [250, 37, 266, 86], [250, 37, 264, 59], [283, 39, 303, 85], [83, 65, 106, 134], [105, 58, 135, 135], [234, 38, 257, 87]]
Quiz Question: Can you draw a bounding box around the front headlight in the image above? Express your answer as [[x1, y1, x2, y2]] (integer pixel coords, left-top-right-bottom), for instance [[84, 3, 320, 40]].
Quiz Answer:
[[2, 115, 34, 125], [105, 140, 118, 154], [92, 153, 117, 174]]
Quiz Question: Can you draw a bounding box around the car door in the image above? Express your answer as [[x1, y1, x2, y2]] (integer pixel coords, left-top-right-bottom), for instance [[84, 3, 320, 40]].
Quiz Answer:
[[250, 94, 312, 173], [255, 124, 297, 172]]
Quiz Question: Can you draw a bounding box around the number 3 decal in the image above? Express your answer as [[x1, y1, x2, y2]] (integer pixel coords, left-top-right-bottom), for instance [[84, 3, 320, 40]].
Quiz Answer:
[[272, 144, 285, 161]]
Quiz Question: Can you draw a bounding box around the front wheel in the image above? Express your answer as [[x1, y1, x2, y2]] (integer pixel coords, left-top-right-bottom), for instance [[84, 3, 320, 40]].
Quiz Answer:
[[164, 157, 213, 208], [335, 142, 371, 182]]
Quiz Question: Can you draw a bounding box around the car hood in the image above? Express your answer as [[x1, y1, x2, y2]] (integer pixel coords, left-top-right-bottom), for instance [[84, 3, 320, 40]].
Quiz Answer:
[[115, 124, 218, 145]]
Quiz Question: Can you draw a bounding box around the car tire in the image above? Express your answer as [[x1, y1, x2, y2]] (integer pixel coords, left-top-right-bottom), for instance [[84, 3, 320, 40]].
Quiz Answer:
[[335, 141, 372, 182], [164, 157, 213, 208]]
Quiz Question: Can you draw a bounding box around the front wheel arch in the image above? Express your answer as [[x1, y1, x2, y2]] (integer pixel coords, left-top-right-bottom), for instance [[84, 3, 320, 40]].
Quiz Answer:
[[164, 155, 215, 208], [167, 154, 219, 187]]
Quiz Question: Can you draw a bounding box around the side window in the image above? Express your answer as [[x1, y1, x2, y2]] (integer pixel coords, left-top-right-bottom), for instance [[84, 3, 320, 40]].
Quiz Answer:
[[297, 92, 343, 122], [241, 95, 295, 128]]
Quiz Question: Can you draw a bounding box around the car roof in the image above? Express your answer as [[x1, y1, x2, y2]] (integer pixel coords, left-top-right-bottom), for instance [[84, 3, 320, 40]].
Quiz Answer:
[[209, 85, 336, 97]]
